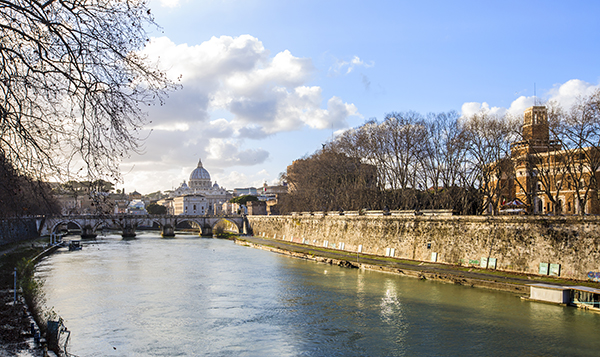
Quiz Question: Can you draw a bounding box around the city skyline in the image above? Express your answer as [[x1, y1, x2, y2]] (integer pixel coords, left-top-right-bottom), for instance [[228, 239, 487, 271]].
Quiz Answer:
[[119, 0, 600, 194]]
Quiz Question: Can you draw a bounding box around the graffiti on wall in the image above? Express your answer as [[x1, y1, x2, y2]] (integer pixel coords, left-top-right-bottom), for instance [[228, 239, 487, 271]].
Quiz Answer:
[[587, 272, 600, 282]]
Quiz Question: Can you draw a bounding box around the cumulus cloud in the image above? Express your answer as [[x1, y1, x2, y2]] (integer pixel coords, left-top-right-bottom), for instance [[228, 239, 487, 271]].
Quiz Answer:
[[141, 35, 360, 138], [461, 79, 600, 119], [205, 138, 269, 167], [461, 102, 505, 118], [546, 79, 600, 109], [304, 96, 360, 129]]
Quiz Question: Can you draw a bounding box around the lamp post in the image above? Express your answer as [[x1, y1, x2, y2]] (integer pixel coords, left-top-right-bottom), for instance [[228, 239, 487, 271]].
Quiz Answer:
[[13, 267, 17, 304]]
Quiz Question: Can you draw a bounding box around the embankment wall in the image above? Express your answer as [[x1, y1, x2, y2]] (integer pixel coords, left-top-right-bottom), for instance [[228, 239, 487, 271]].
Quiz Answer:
[[0, 217, 42, 246], [247, 215, 600, 281]]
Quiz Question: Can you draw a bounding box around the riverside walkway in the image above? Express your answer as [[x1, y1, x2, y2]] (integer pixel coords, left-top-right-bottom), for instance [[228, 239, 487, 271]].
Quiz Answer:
[[236, 236, 600, 296]]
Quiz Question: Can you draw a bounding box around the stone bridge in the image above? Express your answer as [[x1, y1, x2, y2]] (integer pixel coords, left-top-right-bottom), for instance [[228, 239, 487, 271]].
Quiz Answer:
[[39, 214, 251, 238]]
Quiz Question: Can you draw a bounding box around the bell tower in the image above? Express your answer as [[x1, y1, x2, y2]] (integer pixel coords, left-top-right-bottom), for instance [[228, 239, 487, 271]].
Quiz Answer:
[[522, 106, 549, 142]]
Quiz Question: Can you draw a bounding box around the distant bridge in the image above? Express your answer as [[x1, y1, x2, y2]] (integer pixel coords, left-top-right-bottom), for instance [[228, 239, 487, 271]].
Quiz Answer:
[[39, 214, 251, 238]]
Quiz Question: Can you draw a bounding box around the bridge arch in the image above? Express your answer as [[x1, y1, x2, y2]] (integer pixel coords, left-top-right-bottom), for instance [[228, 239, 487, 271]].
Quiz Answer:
[[175, 219, 210, 236], [211, 218, 242, 234], [50, 220, 82, 234]]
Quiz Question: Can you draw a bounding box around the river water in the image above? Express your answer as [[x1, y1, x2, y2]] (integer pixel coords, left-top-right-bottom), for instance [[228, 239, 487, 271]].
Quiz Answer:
[[35, 232, 600, 356]]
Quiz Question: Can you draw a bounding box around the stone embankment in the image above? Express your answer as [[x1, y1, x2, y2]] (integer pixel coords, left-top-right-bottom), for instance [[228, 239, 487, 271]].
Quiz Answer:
[[247, 214, 600, 282], [0, 217, 43, 246], [235, 236, 541, 295]]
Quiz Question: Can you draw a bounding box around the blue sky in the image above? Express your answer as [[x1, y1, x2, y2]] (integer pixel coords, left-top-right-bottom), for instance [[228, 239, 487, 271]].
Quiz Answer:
[[121, 0, 600, 194]]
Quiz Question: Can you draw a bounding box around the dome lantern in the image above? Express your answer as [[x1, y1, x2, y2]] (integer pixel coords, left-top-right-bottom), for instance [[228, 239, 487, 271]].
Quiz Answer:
[[189, 158, 211, 188]]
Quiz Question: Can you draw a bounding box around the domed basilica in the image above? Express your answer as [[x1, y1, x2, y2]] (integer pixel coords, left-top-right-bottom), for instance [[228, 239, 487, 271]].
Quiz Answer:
[[168, 159, 231, 215]]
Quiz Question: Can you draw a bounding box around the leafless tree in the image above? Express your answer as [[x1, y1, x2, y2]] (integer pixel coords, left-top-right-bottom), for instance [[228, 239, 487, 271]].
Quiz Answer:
[[561, 90, 600, 214], [1, 0, 174, 185], [0, 155, 59, 217], [279, 148, 379, 213], [330, 111, 480, 213], [419, 111, 476, 213], [462, 111, 513, 214]]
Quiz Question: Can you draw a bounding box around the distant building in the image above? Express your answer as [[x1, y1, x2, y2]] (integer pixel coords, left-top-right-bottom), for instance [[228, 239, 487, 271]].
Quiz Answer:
[[169, 159, 232, 214], [266, 200, 280, 215], [126, 199, 147, 215], [247, 200, 267, 215], [258, 182, 287, 200], [157, 198, 174, 215], [233, 187, 258, 196], [489, 106, 600, 215], [114, 200, 129, 214], [55, 194, 82, 215], [129, 190, 142, 200], [173, 194, 208, 215], [256, 182, 287, 215], [221, 201, 236, 215]]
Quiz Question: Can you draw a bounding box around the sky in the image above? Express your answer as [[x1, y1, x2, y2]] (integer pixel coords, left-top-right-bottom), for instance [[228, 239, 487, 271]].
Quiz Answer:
[[119, 0, 600, 194]]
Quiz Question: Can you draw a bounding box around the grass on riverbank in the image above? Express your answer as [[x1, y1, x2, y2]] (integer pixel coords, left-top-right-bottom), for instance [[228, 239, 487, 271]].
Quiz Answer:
[[0, 238, 49, 353], [214, 232, 238, 240]]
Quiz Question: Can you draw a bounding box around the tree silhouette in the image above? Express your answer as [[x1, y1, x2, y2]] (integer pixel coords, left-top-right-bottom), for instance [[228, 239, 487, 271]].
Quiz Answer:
[[0, 0, 175, 183]]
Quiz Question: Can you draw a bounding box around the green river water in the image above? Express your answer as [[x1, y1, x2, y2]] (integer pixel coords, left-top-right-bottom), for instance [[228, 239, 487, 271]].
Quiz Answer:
[[35, 232, 600, 356]]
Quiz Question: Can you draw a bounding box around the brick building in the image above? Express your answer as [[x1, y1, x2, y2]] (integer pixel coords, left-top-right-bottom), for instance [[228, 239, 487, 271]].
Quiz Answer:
[[492, 106, 600, 215]]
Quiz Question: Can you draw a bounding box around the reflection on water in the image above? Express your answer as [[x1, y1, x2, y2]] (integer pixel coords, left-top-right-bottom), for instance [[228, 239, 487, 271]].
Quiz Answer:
[[36, 233, 600, 356]]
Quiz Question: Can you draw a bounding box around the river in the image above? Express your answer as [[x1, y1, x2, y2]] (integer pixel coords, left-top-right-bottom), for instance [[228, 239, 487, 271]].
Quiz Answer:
[[35, 232, 600, 356]]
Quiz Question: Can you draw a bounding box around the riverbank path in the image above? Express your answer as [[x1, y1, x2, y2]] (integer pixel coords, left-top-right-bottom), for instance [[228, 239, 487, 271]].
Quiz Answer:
[[237, 235, 600, 294]]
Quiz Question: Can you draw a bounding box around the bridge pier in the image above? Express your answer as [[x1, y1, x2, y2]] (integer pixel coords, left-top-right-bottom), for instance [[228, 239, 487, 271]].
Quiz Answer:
[[161, 225, 175, 237], [81, 225, 97, 239], [242, 216, 252, 235], [201, 226, 212, 237], [122, 224, 136, 238]]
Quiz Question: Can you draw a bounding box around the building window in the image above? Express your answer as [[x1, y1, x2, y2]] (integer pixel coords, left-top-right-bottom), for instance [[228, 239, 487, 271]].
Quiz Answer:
[[193, 204, 197, 210]]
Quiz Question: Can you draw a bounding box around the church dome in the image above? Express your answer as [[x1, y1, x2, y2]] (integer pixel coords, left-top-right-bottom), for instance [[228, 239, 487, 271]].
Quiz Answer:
[[190, 159, 211, 181], [189, 159, 212, 189]]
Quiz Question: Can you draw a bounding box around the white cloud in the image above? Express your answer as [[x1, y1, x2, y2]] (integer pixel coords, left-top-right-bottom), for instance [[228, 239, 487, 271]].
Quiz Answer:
[[304, 96, 360, 129], [330, 55, 375, 75], [461, 79, 600, 119], [460, 102, 508, 118], [205, 138, 269, 167], [546, 79, 600, 109], [142, 35, 360, 138], [219, 171, 250, 189], [505, 96, 535, 116]]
